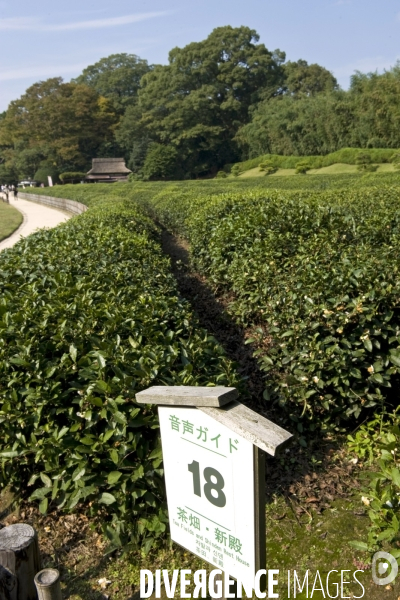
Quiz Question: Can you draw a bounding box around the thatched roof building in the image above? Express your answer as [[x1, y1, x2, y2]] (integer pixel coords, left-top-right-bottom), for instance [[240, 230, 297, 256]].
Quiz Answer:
[[86, 158, 131, 182]]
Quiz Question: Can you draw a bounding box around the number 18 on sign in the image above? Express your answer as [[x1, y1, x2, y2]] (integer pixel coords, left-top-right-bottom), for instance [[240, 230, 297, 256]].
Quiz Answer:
[[159, 406, 255, 590]]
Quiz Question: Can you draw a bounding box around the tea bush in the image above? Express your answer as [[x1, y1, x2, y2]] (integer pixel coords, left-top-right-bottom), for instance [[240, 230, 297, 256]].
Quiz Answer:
[[116, 182, 400, 431], [348, 412, 400, 552], [0, 199, 239, 548], [25, 178, 400, 432]]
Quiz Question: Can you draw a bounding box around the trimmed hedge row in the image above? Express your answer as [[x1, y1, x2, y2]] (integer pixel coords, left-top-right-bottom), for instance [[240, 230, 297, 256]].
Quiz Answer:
[[0, 199, 239, 548], [25, 179, 400, 434]]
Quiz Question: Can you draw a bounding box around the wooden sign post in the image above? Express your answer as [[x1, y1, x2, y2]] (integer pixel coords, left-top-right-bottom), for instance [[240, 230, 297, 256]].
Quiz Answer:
[[136, 386, 292, 599]]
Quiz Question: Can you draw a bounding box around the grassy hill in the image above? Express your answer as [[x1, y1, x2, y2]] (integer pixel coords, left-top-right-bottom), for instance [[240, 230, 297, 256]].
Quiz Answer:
[[228, 147, 400, 178]]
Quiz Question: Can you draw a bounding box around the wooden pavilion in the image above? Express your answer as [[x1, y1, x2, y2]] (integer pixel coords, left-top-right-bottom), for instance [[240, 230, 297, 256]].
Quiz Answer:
[[86, 158, 131, 183]]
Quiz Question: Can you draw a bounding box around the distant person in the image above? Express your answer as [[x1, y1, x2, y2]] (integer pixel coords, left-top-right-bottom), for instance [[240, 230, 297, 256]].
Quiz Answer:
[[13, 186, 18, 200]]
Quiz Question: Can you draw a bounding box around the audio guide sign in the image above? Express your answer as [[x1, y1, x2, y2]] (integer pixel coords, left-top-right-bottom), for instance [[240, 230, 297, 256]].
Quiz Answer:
[[136, 385, 292, 597], [159, 406, 255, 590]]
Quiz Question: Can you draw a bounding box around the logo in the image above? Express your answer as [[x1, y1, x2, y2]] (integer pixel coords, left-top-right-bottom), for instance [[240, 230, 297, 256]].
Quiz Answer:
[[372, 551, 398, 586]]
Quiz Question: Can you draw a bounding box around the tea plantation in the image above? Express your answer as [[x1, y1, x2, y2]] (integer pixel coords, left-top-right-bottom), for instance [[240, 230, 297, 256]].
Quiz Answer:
[[13, 173, 400, 561], [33, 176, 400, 429], [0, 196, 239, 549]]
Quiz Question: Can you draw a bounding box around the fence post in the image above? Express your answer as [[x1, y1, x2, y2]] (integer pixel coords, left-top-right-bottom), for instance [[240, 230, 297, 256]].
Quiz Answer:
[[0, 524, 41, 600], [34, 569, 62, 600]]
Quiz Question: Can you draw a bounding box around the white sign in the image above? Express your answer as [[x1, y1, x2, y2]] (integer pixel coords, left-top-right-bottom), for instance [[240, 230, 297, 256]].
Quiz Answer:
[[159, 406, 256, 590]]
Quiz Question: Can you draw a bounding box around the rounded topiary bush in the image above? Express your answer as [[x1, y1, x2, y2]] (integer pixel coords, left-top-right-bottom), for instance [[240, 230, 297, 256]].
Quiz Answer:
[[295, 161, 310, 174], [259, 161, 278, 176], [33, 166, 60, 186], [231, 165, 241, 177]]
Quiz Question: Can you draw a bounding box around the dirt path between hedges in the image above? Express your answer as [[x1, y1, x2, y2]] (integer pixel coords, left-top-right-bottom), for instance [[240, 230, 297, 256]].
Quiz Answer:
[[159, 228, 361, 504]]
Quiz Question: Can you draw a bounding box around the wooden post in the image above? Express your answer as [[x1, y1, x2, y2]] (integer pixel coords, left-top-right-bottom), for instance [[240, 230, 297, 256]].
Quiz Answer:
[[34, 569, 62, 600], [254, 447, 266, 595], [0, 524, 41, 600], [0, 558, 17, 600]]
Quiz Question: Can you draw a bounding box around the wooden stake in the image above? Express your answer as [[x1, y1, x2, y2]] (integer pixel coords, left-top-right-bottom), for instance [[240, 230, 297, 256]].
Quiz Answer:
[[0, 561, 17, 600], [34, 569, 62, 600], [0, 524, 41, 600]]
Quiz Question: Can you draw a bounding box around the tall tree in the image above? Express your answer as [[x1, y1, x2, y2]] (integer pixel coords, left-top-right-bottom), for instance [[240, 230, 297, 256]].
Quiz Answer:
[[116, 26, 285, 177], [0, 78, 118, 179], [236, 63, 400, 157], [282, 59, 338, 96], [74, 53, 151, 112]]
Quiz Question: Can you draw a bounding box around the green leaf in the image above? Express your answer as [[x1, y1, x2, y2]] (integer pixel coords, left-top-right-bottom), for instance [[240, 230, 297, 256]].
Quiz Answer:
[[363, 339, 373, 352], [113, 411, 127, 425], [39, 497, 48, 514], [69, 344, 77, 363], [99, 492, 117, 505], [389, 353, 400, 367], [80, 436, 95, 446], [149, 447, 162, 460], [72, 467, 86, 482], [29, 487, 51, 501], [40, 472, 52, 488], [391, 468, 400, 487], [348, 541, 369, 551], [108, 471, 122, 484]]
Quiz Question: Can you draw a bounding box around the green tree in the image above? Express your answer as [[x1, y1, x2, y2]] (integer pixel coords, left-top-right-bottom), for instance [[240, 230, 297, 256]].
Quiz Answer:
[[117, 26, 285, 177], [282, 60, 338, 96], [0, 78, 118, 179], [142, 144, 180, 180], [74, 54, 151, 112]]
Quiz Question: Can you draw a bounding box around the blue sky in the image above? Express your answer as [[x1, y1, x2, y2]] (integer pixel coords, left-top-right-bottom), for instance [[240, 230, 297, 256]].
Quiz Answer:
[[1, 0, 400, 112]]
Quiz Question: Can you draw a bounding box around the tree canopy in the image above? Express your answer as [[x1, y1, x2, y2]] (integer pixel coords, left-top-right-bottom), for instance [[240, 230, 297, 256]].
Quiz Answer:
[[73, 53, 151, 112], [282, 59, 338, 96], [0, 78, 118, 179], [236, 63, 400, 157], [116, 26, 285, 176], [1, 28, 400, 183]]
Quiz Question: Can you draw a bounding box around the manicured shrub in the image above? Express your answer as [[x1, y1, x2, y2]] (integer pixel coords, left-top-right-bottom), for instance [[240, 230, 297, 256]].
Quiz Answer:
[[392, 152, 400, 170], [259, 161, 278, 175], [59, 172, 87, 183], [356, 152, 378, 172], [0, 198, 239, 549], [231, 165, 242, 177], [295, 160, 310, 174], [33, 163, 59, 185], [23, 176, 400, 434]]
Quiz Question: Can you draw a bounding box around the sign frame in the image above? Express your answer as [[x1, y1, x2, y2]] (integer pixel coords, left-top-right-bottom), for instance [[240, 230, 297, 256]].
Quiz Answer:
[[136, 385, 292, 599]]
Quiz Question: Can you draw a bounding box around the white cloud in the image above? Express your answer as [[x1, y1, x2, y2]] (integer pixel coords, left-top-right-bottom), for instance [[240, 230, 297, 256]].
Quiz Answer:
[[0, 17, 38, 31], [0, 63, 88, 82], [0, 12, 169, 32], [48, 12, 169, 31]]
